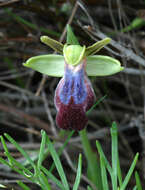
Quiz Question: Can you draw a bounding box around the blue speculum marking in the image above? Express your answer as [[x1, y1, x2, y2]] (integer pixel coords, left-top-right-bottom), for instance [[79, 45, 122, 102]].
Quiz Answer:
[[73, 69, 86, 104], [59, 64, 87, 105]]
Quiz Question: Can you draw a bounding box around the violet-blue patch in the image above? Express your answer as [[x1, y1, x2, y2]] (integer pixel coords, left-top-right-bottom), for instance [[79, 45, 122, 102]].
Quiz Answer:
[[59, 64, 87, 105], [73, 68, 87, 104], [59, 65, 73, 104]]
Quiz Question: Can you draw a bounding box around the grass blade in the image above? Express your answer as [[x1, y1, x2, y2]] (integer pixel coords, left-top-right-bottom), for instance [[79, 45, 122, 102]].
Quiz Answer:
[[96, 141, 112, 174], [100, 155, 109, 190], [17, 181, 31, 190], [111, 122, 118, 190], [87, 186, 93, 190], [41, 166, 65, 190], [0, 136, 12, 165], [3, 152, 33, 177], [73, 154, 82, 190], [86, 95, 107, 115], [80, 129, 102, 189], [38, 171, 51, 190], [117, 158, 123, 187], [49, 130, 74, 172], [37, 130, 46, 169], [46, 136, 70, 190], [120, 153, 139, 190], [4, 133, 35, 168], [0, 157, 28, 177], [5, 8, 60, 37], [0, 136, 32, 178], [133, 186, 137, 190], [135, 171, 143, 190]]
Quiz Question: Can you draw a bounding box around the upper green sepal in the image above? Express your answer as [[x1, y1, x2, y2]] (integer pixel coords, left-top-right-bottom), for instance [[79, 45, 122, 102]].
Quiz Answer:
[[66, 25, 80, 45], [63, 44, 86, 66]]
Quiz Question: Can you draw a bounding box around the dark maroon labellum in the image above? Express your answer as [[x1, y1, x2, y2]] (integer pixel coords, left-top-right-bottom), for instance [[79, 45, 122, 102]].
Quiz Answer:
[[54, 58, 95, 131]]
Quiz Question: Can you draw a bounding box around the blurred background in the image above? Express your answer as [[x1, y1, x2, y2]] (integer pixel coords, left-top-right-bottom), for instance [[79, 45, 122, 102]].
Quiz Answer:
[[0, 0, 145, 189]]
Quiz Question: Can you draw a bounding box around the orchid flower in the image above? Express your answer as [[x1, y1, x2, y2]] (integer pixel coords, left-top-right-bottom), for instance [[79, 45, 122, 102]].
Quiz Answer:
[[24, 25, 123, 131]]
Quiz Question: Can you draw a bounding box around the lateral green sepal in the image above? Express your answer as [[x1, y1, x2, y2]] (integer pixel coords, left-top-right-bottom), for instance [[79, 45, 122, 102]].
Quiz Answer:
[[40, 36, 64, 54], [23, 55, 64, 77], [86, 55, 124, 76], [63, 44, 86, 66], [23, 54, 123, 77], [86, 38, 111, 56]]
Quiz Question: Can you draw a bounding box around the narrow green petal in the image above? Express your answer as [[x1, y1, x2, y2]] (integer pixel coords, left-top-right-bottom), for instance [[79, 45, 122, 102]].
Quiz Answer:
[[23, 55, 64, 77], [86, 38, 111, 56], [40, 36, 64, 54], [86, 55, 124, 76]]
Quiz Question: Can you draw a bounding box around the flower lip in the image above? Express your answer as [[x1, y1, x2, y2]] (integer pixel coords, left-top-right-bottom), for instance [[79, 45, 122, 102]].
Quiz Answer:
[[54, 58, 95, 130]]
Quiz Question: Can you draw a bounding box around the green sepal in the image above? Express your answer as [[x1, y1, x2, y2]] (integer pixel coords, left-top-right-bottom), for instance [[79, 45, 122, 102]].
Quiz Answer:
[[23, 55, 65, 77], [86, 38, 111, 56], [63, 44, 85, 66], [86, 55, 124, 76], [40, 36, 63, 54], [23, 54, 123, 77], [66, 24, 80, 45]]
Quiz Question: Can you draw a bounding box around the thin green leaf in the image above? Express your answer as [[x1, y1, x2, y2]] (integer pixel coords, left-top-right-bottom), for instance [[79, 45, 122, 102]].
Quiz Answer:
[[0, 157, 29, 178], [73, 154, 82, 190], [111, 122, 118, 190], [133, 186, 137, 190], [49, 130, 74, 172], [80, 129, 102, 189], [87, 186, 93, 190], [96, 141, 112, 175], [17, 181, 31, 190], [86, 95, 107, 115], [117, 158, 123, 187], [0, 136, 12, 164], [100, 155, 109, 190], [121, 17, 145, 33], [41, 166, 65, 190], [120, 153, 139, 190], [38, 171, 51, 190], [67, 25, 79, 45], [86, 38, 111, 56], [23, 55, 64, 77], [4, 133, 35, 168], [46, 136, 70, 190], [0, 137, 31, 178], [135, 171, 143, 190], [37, 130, 46, 169], [3, 152, 33, 177], [40, 36, 63, 54], [86, 55, 124, 76], [5, 8, 60, 37], [0, 157, 10, 166]]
